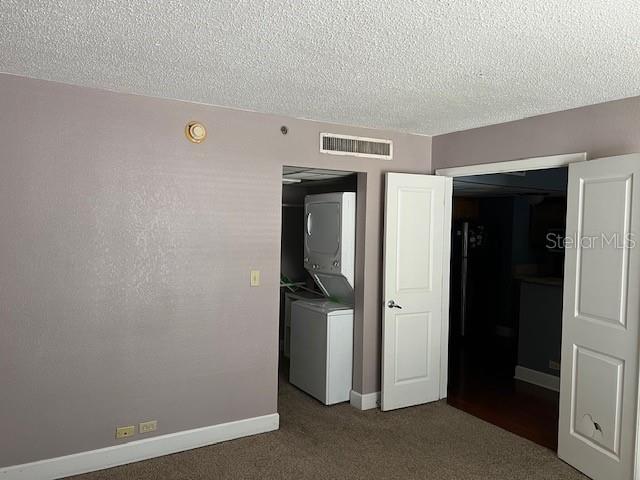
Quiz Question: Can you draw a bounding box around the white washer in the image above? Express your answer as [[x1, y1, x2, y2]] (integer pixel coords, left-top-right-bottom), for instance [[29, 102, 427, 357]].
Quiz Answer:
[[289, 299, 353, 405]]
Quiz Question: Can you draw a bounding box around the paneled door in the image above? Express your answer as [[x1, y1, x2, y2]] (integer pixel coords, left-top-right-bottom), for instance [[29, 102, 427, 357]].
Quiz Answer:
[[558, 154, 640, 480], [381, 173, 452, 411]]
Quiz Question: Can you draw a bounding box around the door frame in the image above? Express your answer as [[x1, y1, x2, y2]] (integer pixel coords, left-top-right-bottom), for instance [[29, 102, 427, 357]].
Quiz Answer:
[[435, 152, 587, 178], [434, 152, 587, 399]]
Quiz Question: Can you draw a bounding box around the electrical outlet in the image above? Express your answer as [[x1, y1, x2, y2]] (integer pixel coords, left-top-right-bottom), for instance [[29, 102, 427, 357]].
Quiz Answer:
[[250, 270, 260, 287], [115, 425, 135, 439], [139, 420, 157, 434], [549, 360, 561, 371]]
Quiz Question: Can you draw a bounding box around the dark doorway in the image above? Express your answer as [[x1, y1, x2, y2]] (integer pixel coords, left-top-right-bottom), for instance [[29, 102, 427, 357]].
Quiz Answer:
[[447, 168, 568, 450]]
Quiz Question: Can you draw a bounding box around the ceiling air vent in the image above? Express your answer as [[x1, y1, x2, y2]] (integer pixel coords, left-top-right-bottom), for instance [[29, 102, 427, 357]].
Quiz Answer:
[[320, 133, 393, 160]]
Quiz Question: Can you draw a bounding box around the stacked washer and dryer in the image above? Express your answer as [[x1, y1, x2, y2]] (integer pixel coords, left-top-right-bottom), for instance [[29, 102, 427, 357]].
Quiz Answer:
[[289, 192, 356, 405]]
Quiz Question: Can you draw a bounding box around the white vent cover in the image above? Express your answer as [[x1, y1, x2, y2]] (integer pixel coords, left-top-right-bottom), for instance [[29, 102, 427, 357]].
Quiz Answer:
[[320, 133, 393, 160]]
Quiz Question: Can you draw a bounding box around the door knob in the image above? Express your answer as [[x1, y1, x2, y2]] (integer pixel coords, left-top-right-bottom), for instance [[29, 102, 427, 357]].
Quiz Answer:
[[387, 300, 402, 309]]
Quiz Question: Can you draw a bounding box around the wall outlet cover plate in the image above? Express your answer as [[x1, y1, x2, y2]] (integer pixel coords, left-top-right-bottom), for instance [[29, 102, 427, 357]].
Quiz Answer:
[[139, 420, 158, 433], [115, 425, 135, 439]]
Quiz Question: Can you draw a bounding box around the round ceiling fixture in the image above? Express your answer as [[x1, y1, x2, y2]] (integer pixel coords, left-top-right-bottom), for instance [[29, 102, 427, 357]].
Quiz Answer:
[[185, 121, 207, 143]]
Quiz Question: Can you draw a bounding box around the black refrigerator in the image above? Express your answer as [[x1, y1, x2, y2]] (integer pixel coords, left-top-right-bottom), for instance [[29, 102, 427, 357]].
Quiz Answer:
[[449, 221, 486, 338]]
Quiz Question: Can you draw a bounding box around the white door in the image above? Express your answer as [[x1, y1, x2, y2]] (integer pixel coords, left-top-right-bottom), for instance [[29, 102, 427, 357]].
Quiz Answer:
[[558, 154, 640, 480], [381, 173, 452, 411]]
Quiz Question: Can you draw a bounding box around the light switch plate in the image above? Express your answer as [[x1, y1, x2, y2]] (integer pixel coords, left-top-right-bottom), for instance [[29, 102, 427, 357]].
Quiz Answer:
[[250, 270, 260, 287]]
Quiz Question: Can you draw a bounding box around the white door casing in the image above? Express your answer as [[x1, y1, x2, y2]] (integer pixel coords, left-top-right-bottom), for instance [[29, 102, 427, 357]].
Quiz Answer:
[[381, 173, 452, 411], [558, 154, 640, 480]]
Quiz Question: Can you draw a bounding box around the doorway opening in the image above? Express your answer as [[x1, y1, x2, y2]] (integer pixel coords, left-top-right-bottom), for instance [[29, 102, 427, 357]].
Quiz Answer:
[[446, 167, 568, 450], [279, 166, 360, 410]]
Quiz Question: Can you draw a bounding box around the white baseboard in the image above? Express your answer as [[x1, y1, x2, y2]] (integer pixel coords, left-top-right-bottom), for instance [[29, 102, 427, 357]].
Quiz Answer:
[[514, 365, 560, 392], [0, 413, 279, 480], [349, 390, 380, 410]]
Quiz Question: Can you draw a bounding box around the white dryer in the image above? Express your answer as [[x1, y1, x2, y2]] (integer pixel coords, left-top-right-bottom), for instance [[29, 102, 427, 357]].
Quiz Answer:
[[303, 192, 356, 305]]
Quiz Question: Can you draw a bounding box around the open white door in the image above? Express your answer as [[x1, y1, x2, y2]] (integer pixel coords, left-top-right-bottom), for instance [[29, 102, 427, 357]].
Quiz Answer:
[[381, 173, 452, 411], [558, 154, 640, 480]]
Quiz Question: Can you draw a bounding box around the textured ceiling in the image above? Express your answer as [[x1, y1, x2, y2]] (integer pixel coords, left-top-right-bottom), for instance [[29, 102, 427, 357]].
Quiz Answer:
[[1, 1, 640, 135]]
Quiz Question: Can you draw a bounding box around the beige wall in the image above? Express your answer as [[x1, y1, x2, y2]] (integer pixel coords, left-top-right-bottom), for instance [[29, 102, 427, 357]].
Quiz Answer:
[[0, 74, 431, 467], [10, 71, 636, 468], [432, 96, 640, 169]]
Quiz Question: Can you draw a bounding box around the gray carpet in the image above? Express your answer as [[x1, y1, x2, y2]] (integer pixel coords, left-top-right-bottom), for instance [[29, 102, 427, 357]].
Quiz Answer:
[[69, 379, 587, 480]]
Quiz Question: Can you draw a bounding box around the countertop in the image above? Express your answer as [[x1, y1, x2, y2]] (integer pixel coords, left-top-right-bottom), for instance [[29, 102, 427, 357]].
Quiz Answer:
[[515, 275, 563, 287]]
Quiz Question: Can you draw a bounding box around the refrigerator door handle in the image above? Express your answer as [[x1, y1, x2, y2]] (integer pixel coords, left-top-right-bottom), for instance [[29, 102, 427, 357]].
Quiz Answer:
[[460, 222, 469, 337]]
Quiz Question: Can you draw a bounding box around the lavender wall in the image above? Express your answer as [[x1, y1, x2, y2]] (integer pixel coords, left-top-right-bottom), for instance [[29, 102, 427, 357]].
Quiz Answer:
[[0, 74, 431, 467], [433, 96, 640, 169]]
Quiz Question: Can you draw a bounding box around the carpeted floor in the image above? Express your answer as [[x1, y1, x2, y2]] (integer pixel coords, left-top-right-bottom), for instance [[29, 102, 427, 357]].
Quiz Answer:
[[69, 378, 587, 480]]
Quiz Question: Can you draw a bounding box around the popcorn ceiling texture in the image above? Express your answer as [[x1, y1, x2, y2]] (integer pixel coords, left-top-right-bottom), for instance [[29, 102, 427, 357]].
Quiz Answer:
[[1, 0, 640, 135]]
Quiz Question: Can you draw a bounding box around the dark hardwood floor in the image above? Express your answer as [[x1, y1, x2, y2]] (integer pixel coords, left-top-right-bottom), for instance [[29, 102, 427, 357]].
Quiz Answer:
[[447, 336, 560, 451]]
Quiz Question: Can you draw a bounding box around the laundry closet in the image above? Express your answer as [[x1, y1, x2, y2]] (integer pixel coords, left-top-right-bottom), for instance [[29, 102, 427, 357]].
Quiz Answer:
[[279, 167, 357, 405]]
